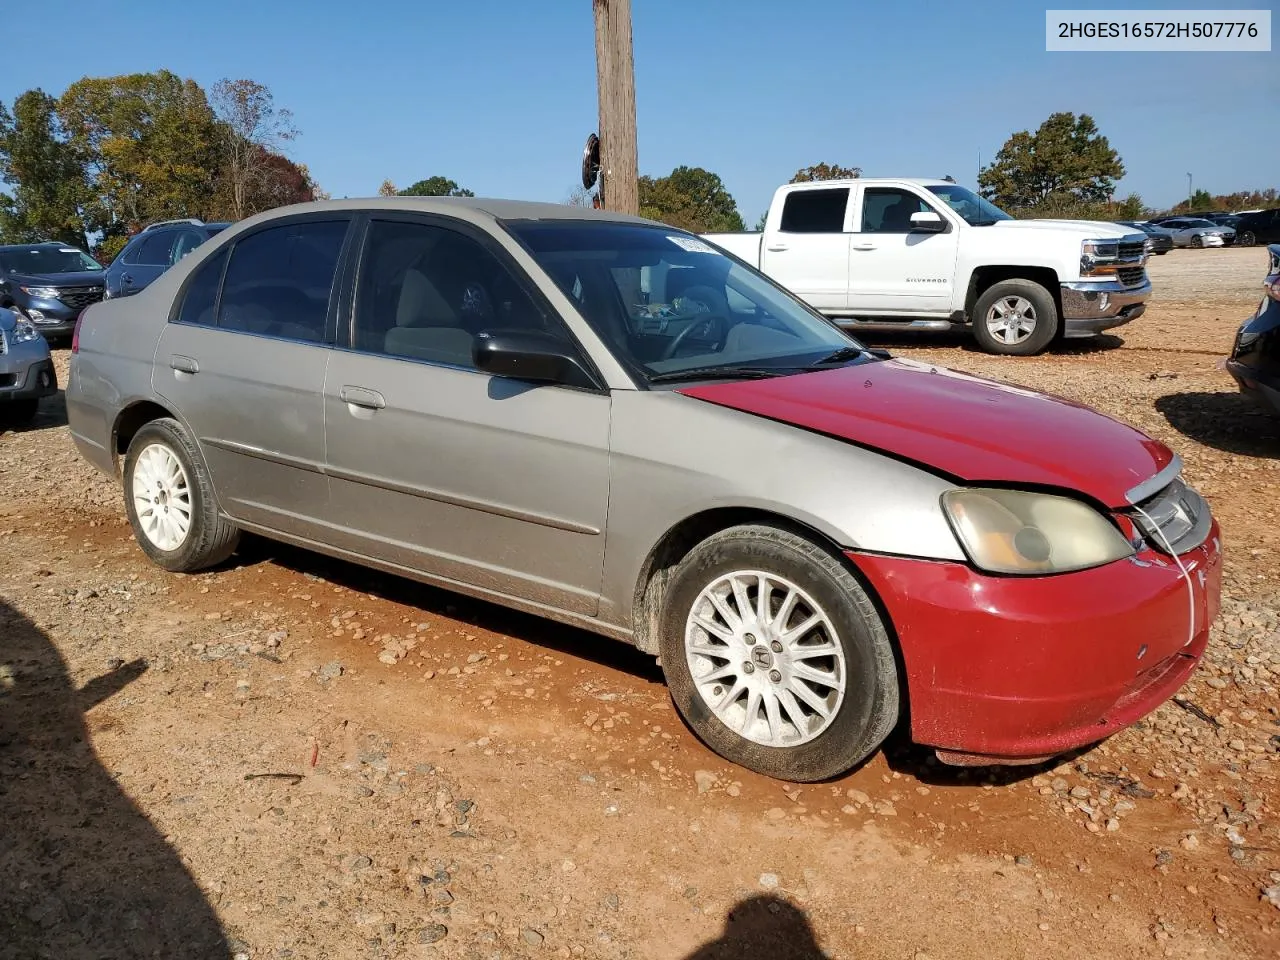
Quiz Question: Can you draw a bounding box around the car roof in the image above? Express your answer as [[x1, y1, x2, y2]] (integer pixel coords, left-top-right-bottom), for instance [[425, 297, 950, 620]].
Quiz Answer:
[[0, 241, 84, 251], [236, 196, 656, 227]]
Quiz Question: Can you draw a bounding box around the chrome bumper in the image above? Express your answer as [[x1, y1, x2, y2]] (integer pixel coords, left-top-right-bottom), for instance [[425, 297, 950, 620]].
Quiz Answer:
[[1059, 279, 1151, 337]]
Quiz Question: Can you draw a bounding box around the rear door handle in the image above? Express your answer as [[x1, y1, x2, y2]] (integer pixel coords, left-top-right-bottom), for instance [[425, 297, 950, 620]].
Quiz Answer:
[[121, 273, 134, 284], [852, 242, 877, 251], [340, 385, 386, 411], [169, 355, 199, 375]]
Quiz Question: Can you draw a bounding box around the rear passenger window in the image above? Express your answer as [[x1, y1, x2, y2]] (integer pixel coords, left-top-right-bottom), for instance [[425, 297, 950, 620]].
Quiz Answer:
[[176, 247, 228, 326], [134, 231, 174, 266], [217, 220, 348, 343], [779, 188, 849, 233]]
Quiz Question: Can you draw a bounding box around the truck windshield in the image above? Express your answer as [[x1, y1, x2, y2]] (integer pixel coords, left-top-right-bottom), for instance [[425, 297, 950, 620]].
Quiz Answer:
[[505, 220, 866, 384], [926, 185, 1012, 226]]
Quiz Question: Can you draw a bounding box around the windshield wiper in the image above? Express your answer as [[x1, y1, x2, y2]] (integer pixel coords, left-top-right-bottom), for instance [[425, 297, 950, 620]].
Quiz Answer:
[[807, 345, 865, 367], [647, 366, 790, 384]]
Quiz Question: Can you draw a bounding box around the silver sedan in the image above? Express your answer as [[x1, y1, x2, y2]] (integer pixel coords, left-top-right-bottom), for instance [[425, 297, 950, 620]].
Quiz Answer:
[[1160, 218, 1236, 248]]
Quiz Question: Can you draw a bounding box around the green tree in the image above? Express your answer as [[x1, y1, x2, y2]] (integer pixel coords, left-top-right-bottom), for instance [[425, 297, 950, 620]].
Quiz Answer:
[[789, 162, 861, 183], [399, 176, 474, 197], [638, 166, 744, 232], [0, 90, 90, 246], [58, 71, 225, 234], [979, 112, 1124, 214]]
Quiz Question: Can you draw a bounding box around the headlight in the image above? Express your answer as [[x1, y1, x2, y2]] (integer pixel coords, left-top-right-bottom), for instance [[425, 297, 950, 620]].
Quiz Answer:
[[19, 285, 60, 299], [9, 319, 41, 344], [942, 488, 1134, 575], [1080, 239, 1121, 277]]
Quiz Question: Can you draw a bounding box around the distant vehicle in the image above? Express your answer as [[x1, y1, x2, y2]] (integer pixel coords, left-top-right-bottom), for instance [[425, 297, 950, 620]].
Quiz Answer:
[[702, 178, 1150, 356], [1116, 221, 1172, 255], [104, 219, 233, 299], [0, 242, 105, 343], [1156, 218, 1235, 248], [0, 306, 57, 428], [67, 197, 1219, 781], [1229, 209, 1280, 248], [1225, 243, 1280, 417]]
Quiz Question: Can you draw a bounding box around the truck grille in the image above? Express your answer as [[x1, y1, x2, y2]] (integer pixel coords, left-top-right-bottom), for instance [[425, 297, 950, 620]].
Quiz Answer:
[[1118, 240, 1146, 261], [1125, 477, 1211, 556], [1117, 266, 1146, 286], [0, 332, 6, 355], [55, 286, 104, 311]]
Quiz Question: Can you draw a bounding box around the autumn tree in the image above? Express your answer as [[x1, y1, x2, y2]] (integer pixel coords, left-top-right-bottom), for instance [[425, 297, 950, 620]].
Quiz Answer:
[[638, 166, 744, 232], [399, 176, 474, 197], [210, 79, 298, 220], [0, 90, 90, 245], [979, 113, 1124, 215], [790, 162, 861, 183], [377, 179, 398, 197]]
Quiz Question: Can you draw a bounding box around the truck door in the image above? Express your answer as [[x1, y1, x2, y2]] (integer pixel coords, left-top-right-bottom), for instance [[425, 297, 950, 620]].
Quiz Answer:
[[760, 187, 851, 311], [847, 186, 959, 315]]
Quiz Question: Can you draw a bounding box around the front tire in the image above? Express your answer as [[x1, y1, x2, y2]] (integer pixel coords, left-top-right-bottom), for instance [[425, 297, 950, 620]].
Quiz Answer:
[[657, 525, 899, 782], [1238, 231, 1256, 247], [1190, 234, 1204, 248], [972, 279, 1059, 356], [123, 418, 239, 572]]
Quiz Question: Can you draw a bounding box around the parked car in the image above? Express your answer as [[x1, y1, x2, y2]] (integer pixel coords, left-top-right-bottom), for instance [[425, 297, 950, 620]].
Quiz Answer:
[[1229, 209, 1280, 247], [0, 306, 57, 428], [104, 219, 232, 299], [702, 179, 1151, 356], [1157, 218, 1235, 248], [67, 198, 1221, 782], [1116, 220, 1172, 255], [1224, 243, 1280, 417], [0, 242, 105, 343]]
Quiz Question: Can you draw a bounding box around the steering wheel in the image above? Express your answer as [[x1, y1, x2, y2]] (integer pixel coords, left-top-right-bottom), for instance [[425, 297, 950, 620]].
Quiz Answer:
[[661, 312, 728, 360]]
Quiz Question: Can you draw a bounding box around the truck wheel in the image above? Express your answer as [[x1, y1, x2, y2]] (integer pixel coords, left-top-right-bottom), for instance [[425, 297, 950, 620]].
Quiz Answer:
[[972, 280, 1059, 356], [123, 418, 240, 572], [657, 524, 899, 782]]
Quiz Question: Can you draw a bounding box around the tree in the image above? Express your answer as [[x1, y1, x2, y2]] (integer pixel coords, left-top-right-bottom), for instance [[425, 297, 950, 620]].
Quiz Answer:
[[638, 166, 744, 232], [237, 148, 316, 212], [790, 162, 861, 183], [979, 112, 1124, 214], [0, 90, 90, 246], [398, 176, 474, 197], [564, 185, 594, 207], [210, 78, 298, 220], [377, 179, 398, 197], [1163, 186, 1279, 216]]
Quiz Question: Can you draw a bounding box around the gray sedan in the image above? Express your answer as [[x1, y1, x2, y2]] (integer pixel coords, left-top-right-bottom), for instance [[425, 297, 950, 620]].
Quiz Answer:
[[65, 198, 1219, 782], [1159, 217, 1235, 248], [0, 307, 57, 428]]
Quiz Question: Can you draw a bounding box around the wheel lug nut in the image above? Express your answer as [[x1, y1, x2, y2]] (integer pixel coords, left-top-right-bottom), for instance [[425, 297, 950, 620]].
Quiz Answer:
[[744, 633, 756, 644], [743, 662, 755, 674], [770, 640, 782, 653], [769, 670, 782, 683]]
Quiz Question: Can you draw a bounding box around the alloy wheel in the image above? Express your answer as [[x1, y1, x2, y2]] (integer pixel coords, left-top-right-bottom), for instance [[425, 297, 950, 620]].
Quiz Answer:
[[131, 443, 193, 551], [984, 295, 1038, 346]]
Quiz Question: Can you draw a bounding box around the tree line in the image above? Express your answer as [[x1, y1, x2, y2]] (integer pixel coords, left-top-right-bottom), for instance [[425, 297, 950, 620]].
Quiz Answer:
[[0, 72, 321, 261]]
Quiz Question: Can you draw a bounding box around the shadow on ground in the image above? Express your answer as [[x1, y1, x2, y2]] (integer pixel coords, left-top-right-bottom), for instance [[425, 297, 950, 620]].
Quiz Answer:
[[855, 329, 1125, 356], [1156, 391, 1280, 457], [681, 895, 829, 959], [0, 597, 230, 958]]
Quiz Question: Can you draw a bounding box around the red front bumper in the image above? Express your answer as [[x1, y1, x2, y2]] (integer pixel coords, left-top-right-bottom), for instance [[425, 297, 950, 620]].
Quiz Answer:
[[849, 521, 1222, 761]]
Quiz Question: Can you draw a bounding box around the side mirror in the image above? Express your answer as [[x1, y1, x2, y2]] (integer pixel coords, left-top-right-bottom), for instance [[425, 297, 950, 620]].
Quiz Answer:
[[910, 211, 947, 233], [473, 329, 594, 387]]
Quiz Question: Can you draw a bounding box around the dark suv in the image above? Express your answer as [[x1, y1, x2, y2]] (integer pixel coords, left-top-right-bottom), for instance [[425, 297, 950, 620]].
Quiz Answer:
[[0, 242, 105, 342], [104, 219, 232, 299], [1230, 209, 1280, 248]]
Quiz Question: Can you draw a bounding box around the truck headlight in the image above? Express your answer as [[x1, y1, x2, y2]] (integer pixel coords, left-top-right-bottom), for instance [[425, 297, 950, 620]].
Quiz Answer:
[[10, 319, 41, 344], [942, 488, 1134, 575], [19, 285, 60, 299], [1080, 239, 1121, 277]]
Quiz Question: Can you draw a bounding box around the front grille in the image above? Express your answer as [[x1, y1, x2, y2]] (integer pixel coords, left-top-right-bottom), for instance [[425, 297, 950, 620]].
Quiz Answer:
[[1117, 266, 1146, 286], [0, 332, 6, 355], [1126, 478, 1211, 556], [55, 286, 104, 311], [1118, 240, 1146, 261]]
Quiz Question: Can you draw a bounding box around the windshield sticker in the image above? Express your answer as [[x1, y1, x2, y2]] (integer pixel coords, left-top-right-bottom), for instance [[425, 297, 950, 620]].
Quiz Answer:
[[667, 235, 717, 255], [59, 248, 80, 253]]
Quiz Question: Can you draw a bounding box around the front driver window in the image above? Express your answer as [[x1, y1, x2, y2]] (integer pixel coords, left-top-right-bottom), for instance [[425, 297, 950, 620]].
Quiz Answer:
[[860, 188, 935, 233]]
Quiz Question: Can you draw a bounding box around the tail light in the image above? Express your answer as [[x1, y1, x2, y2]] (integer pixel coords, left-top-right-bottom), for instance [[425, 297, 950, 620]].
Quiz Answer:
[[71, 307, 87, 354]]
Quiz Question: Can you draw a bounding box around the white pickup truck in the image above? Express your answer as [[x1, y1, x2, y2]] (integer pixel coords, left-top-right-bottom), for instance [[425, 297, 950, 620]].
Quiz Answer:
[[703, 178, 1151, 356]]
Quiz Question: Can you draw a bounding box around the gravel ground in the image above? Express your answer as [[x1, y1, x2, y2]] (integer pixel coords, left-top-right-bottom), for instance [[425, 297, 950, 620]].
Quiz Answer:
[[0, 249, 1277, 959]]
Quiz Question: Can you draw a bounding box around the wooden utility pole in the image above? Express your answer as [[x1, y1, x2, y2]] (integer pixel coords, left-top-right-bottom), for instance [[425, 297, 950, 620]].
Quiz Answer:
[[593, 0, 639, 215]]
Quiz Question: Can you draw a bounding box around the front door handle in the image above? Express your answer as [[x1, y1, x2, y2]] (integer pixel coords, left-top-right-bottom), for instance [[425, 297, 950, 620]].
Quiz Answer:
[[852, 242, 877, 251], [765, 243, 789, 252], [170, 355, 199, 375], [340, 385, 386, 411], [121, 273, 134, 284]]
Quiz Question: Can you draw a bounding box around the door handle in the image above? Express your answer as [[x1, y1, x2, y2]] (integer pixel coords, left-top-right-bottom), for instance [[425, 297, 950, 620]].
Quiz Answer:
[[340, 385, 386, 411], [121, 273, 134, 284], [169, 355, 199, 375], [852, 242, 877, 251], [765, 243, 789, 252]]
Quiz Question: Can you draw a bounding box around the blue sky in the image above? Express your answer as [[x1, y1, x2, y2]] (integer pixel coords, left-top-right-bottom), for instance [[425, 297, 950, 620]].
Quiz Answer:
[[1, 0, 1275, 221]]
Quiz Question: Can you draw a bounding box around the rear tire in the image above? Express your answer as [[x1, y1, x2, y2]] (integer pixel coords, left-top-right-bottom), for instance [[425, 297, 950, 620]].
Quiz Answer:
[[656, 524, 899, 782], [972, 279, 1059, 356], [0, 399, 38, 430], [123, 418, 239, 572]]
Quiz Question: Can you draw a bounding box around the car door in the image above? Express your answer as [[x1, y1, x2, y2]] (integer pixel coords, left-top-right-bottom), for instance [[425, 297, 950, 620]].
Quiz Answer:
[[321, 214, 611, 616], [761, 187, 851, 311], [152, 215, 353, 539], [846, 186, 959, 314], [119, 229, 175, 296]]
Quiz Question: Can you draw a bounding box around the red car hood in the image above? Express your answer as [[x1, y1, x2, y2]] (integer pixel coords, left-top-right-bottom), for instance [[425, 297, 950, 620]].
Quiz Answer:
[[678, 358, 1172, 507]]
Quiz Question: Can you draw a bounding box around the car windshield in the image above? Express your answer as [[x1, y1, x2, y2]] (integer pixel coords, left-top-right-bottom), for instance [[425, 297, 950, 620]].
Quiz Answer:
[[1184, 219, 1218, 228], [505, 221, 865, 382], [0, 246, 101, 274], [925, 184, 1012, 225]]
